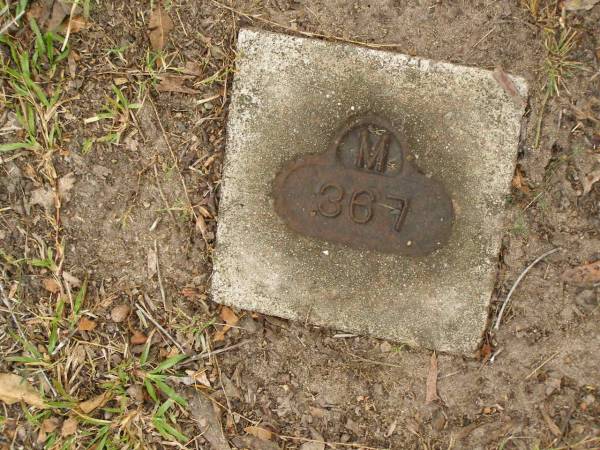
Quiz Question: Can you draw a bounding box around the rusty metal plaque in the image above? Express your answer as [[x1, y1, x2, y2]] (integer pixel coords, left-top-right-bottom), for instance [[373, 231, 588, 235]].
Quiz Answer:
[[273, 115, 454, 256]]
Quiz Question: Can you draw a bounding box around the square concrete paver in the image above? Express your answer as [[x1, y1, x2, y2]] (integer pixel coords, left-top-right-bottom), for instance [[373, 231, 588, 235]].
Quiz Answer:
[[212, 29, 527, 353]]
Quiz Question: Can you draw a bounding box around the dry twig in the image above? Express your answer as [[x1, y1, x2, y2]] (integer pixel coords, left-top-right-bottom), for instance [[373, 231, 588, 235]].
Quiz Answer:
[[153, 240, 168, 310], [525, 351, 560, 380], [148, 97, 198, 222], [211, 0, 402, 50], [136, 303, 184, 353], [494, 248, 559, 330], [180, 339, 251, 365]]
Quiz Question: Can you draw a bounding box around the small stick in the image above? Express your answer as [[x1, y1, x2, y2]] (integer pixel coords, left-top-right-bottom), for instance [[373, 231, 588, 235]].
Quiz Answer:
[[154, 240, 167, 310], [523, 190, 545, 211], [181, 340, 251, 364], [494, 248, 559, 330], [0, 8, 26, 35], [439, 370, 461, 380], [136, 303, 184, 353], [60, 0, 79, 52], [472, 27, 496, 49], [534, 90, 550, 149], [211, 0, 401, 50], [525, 351, 560, 380], [174, 8, 188, 37], [489, 347, 504, 364], [148, 97, 198, 222], [153, 163, 177, 225]]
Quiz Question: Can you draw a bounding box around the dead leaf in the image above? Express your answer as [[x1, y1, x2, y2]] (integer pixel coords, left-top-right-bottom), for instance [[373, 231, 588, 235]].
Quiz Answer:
[[564, 0, 600, 10], [62, 271, 81, 288], [480, 343, 493, 360], [66, 16, 90, 33], [0, 373, 46, 408], [41, 418, 59, 432], [30, 173, 76, 211], [562, 261, 600, 285], [42, 278, 61, 293], [512, 167, 531, 194], [183, 61, 204, 76], [309, 407, 327, 418], [147, 247, 157, 279], [570, 100, 600, 125], [61, 417, 78, 437], [244, 426, 273, 441], [58, 173, 76, 202], [582, 169, 600, 195], [196, 214, 209, 238], [110, 304, 130, 323], [46, 0, 70, 31], [300, 442, 325, 450], [37, 417, 60, 443], [130, 330, 148, 345], [482, 406, 495, 414], [26, 0, 52, 24], [78, 317, 97, 332], [30, 188, 55, 211], [113, 77, 128, 86], [79, 391, 112, 414], [148, 3, 173, 51], [214, 306, 239, 342], [385, 419, 398, 438], [425, 352, 439, 404], [188, 390, 232, 450], [157, 75, 200, 94], [189, 370, 211, 387], [493, 67, 525, 107], [540, 404, 562, 436], [198, 205, 213, 219], [181, 287, 203, 299], [220, 306, 239, 327], [126, 385, 145, 403], [67, 52, 78, 80], [213, 330, 226, 342]]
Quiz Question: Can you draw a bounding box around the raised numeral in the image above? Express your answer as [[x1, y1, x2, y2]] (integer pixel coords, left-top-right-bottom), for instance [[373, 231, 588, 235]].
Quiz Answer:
[[386, 194, 408, 232], [317, 183, 344, 217], [317, 186, 407, 231], [349, 190, 375, 224]]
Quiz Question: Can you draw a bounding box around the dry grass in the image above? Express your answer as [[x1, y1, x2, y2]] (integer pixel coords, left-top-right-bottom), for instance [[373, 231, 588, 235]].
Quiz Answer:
[[1, 1, 598, 449], [0, 1, 237, 447]]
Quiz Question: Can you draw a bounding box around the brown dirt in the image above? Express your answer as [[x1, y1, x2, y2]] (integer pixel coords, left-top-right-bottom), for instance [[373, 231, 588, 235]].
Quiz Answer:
[[1, 0, 599, 449]]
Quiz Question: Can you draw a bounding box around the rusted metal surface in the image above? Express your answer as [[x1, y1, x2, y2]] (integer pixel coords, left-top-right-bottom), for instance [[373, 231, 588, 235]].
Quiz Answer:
[[273, 115, 454, 256]]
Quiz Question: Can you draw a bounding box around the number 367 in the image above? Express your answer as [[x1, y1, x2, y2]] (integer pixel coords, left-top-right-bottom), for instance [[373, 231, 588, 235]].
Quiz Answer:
[[316, 183, 407, 232]]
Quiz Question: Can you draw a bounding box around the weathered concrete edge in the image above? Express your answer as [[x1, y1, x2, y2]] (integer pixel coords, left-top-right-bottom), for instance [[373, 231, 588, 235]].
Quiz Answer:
[[236, 27, 530, 99]]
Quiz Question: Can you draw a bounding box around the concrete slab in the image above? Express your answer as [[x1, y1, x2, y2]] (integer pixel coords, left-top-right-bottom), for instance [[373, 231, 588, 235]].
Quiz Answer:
[[212, 28, 527, 353]]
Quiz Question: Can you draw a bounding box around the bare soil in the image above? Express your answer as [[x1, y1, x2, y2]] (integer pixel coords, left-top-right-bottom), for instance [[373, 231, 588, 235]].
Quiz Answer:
[[1, 1, 599, 449]]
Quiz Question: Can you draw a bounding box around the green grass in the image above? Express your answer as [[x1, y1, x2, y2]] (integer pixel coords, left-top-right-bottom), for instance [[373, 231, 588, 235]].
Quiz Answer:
[[544, 28, 581, 97], [512, 212, 529, 237], [0, 20, 68, 156], [534, 28, 582, 147], [90, 340, 191, 447], [83, 85, 142, 151]]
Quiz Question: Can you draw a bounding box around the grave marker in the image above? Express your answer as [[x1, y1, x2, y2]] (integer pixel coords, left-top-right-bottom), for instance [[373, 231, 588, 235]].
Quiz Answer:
[[212, 29, 528, 353]]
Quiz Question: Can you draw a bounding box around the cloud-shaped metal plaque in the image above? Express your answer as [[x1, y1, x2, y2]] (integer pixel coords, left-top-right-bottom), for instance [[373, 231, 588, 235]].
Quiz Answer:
[[273, 115, 454, 256]]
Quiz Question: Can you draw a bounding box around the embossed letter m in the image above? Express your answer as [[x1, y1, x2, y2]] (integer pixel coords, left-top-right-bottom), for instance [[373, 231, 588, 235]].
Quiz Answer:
[[354, 129, 390, 173]]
